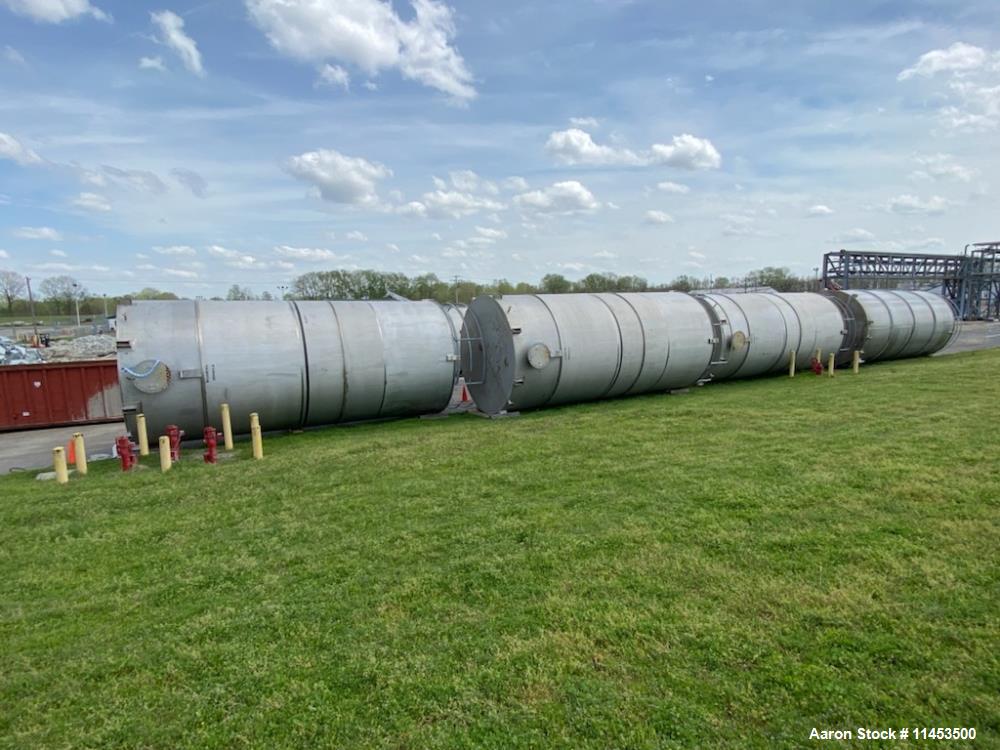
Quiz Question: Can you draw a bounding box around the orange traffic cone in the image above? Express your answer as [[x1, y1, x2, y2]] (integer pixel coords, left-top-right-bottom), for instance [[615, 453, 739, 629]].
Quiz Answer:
[[66, 439, 75, 464], [461, 385, 470, 402]]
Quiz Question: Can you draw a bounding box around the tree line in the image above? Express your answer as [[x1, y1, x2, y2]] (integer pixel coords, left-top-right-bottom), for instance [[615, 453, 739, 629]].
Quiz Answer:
[[0, 266, 821, 318]]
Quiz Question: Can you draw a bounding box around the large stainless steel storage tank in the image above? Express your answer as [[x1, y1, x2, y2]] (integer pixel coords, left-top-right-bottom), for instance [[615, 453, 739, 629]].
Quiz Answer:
[[461, 292, 716, 414], [462, 290, 959, 416], [696, 292, 848, 380], [827, 289, 959, 362], [117, 300, 462, 438]]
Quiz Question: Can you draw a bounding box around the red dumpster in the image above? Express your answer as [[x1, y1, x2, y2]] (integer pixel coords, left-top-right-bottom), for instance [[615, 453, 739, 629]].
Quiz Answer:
[[0, 360, 122, 432]]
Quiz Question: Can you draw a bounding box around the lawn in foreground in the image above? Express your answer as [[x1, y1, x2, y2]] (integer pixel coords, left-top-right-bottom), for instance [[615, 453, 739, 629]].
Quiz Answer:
[[1, 350, 998, 749]]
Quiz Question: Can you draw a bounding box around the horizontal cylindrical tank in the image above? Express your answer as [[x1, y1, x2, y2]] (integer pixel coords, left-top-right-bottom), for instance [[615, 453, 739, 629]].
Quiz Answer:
[[117, 300, 461, 438], [827, 289, 959, 362], [463, 290, 959, 415], [696, 292, 848, 379], [461, 292, 716, 414]]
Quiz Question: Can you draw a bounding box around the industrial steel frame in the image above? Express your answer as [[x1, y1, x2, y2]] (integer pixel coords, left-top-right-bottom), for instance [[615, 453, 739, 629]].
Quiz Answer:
[[822, 245, 1000, 320]]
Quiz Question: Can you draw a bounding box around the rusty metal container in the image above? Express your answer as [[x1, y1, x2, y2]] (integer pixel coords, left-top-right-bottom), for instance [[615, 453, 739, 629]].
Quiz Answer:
[[0, 360, 122, 431]]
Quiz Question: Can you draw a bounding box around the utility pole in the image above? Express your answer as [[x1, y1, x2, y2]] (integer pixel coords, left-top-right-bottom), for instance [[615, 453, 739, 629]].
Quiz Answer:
[[25, 276, 38, 345], [452, 275, 460, 304], [72, 282, 81, 328], [103, 293, 108, 320]]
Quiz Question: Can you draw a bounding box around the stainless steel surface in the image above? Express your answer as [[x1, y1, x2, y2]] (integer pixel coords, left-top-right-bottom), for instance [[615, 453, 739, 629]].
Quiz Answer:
[[464, 289, 959, 416], [829, 289, 959, 361], [462, 292, 715, 414], [117, 299, 461, 437]]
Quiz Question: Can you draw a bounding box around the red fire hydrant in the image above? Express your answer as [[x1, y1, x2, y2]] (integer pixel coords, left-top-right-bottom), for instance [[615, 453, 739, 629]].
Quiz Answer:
[[810, 357, 824, 375], [203, 426, 218, 464], [116, 435, 136, 471], [166, 424, 184, 462]]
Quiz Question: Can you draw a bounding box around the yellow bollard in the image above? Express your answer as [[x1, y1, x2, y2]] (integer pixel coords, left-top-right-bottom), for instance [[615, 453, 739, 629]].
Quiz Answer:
[[72, 432, 88, 476], [250, 412, 263, 460], [814, 348, 822, 363], [53, 446, 69, 484], [827, 352, 836, 377], [221, 403, 234, 451], [852, 350, 861, 375], [136, 413, 150, 456], [788, 349, 796, 378], [159, 435, 172, 472]]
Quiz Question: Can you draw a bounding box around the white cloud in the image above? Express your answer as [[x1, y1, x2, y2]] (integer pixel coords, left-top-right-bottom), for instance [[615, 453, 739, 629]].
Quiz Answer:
[[0, 132, 42, 166], [449, 169, 498, 194], [546, 129, 721, 170], [386, 242, 400, 252], [72, 192, 111, 212], [656, 181, 690, 194], [515, 180, 599, 214], [14, 226, 61, 240], [593, 250, 617, 259], [139, 55, 166, 72], [941, 80, 1000, 130], [474, 226, 506, 240], [207, 245, 241, 259], [828, 228, 876, 244], [911, 154, 977, 182], [807, 204, 834, 217], [688, 250, 707, 260], [721, 214, 763, 238], [151, 10, 204, 77], [644, 210, 674, 224], [546, 128, 643, 166], [569, 116, 599, 129], [886, 194, 949, 215], [649, 134, 722, 170], [501, 176, 529, 192], [155, 245, 197, 256], [3, 45, 26, 65], [414, 189, 504, 219], [274, 245, 344, 262], [285, 148, 391, 205], [0, 0, 109, 23], [898, 42, 990, 80], [50, 249, 67, 257], [0, 250, 8, 259], [171, 168, 208, 197], [102, 165, 168, 195], [345, 230, 368, 241], [317, 63, 350, 90], [163, 268, 198, 279], [245, 0, 476, 101]]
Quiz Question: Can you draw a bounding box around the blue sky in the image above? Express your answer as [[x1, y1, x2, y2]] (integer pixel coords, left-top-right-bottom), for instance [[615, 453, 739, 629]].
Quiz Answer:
[[0, 0, 998, 297]]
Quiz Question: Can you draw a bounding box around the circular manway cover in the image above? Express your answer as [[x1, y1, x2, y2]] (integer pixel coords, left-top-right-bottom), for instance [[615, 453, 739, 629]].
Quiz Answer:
[[730, 330, 748, 350], [127, 359, 171, 394], [527, 342, 551, 369]]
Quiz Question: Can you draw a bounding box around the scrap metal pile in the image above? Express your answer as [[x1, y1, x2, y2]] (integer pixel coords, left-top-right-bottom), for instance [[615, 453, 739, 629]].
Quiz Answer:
[[0, 336, 43, 365]]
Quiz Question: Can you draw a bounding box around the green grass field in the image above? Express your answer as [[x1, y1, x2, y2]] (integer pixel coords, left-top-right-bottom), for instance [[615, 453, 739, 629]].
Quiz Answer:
[[1, 350, 998, 749]]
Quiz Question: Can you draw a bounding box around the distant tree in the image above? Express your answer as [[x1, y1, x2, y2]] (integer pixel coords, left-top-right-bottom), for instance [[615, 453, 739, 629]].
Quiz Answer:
[[226, 284, 257, 301], [39, 275, 87, 315], [614, 275, 648, 292], [745, 266, 805, 292], [667, 275, 699, 292], [129, 287, 179, 300], [0, 270, 26, 313], [540, 273, 572, 294], [260, 291, 274, 301], [712, 276, 731, 289]]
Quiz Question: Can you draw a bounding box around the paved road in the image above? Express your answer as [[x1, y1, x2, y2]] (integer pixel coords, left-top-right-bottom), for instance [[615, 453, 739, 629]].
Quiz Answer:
[[936, 320, 1000, 355], [1, 422, 125, 474]]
